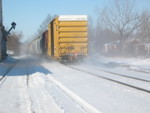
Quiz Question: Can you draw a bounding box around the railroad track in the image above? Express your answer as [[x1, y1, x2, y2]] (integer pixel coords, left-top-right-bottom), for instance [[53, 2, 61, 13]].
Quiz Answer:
[[0, 61, 18, 86], [67, 65, 150, 94], [25, 66, 30, 87], [84, 64, 150, 82], [128, 67, 150, 74], [0, 67, 13, 86], [42, 74, 102, 113]]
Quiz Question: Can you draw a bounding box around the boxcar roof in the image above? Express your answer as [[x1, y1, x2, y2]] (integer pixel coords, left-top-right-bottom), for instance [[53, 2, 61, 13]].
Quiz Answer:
[[58, 15, 87, 21]]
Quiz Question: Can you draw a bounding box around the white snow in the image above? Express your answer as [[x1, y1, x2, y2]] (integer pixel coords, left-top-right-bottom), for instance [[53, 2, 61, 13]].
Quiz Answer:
[[42, 60, 150, 113], [47, 75, 102, 113], [0, 55, 150, 113]]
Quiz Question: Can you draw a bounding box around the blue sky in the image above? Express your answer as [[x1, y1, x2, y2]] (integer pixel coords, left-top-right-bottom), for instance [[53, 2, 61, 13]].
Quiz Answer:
[[2, 0, 150, 42]]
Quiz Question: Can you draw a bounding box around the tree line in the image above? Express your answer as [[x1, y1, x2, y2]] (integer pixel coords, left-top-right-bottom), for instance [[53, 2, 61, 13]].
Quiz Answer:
[[88, 0, 150, 57]]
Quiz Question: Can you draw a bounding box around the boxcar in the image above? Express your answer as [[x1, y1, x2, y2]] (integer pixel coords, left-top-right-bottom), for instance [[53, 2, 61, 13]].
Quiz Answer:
[[29, 36, 43, 55], [46, 15, 88, 61]]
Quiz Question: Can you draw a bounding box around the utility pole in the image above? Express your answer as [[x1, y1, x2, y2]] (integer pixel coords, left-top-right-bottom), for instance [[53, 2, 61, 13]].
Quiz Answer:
[[0, 0, 16, 61], [0, 0, 3, 61]]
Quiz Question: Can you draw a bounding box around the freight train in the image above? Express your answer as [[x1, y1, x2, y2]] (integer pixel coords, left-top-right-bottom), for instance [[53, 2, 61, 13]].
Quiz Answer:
[[29, 15, 88, 62]]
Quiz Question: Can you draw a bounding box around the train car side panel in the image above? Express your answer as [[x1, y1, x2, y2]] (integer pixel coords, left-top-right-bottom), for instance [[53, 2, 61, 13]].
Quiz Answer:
[[42, 31, 48, 55], [47, 24, 52, 57], [48, 15, 88, 61], [53, 18, 60, 59]]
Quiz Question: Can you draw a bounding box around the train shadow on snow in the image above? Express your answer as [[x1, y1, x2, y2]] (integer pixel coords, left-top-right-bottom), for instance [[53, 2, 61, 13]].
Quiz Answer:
[[0, 56, 53, 76]]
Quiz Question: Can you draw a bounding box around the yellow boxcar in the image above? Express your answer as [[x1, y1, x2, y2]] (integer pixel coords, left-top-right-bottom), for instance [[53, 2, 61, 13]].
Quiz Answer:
[[47, 15, 88, 61]]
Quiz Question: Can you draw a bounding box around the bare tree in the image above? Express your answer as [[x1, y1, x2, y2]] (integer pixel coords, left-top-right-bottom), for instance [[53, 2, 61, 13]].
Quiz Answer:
[[36, 14, 55, 37], [138, 11, 150, 42], [7, 32, 22, 55], [88, 16, 97, 54], [99, 0, 143, 45]]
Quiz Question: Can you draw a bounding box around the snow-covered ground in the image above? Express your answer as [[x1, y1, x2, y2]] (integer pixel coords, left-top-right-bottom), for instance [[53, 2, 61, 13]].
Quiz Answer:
[[0, 55, 150, 113], [86, 55, 150, 73]]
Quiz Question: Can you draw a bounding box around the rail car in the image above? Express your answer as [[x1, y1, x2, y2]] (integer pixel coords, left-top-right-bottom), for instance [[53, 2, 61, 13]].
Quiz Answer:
[[29, 15, 88, 62], [29, 36, 43, 55]]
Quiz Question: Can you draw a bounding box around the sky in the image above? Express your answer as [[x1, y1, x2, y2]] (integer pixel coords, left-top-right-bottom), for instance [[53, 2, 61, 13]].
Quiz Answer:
[[2, 0, 150, 42]]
